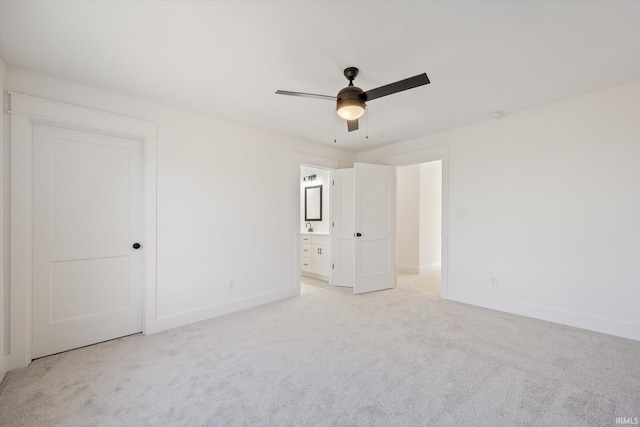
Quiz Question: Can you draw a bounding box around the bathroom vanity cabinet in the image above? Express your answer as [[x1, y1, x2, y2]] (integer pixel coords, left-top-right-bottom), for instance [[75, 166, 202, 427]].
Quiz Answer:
[[300, 233, 331, 280]]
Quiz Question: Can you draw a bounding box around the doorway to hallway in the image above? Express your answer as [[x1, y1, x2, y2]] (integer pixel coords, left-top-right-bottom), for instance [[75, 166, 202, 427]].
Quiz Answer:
[[396, 160, 442, 296]]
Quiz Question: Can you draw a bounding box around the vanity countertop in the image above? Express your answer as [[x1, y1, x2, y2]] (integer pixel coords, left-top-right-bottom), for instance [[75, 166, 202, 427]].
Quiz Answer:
[[301, 232, 330, 236]]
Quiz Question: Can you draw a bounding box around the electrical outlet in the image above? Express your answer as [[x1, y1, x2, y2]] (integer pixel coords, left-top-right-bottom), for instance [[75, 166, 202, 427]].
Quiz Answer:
[[457, 208, 467, 218], [229, 280, 236, 290], [490, 276, 499, 287]]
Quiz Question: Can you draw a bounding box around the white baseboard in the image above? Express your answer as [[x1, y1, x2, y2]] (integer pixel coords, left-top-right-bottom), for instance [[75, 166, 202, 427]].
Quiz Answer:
[[398, 263, 441, 275], [0, 354, 8, 383], [145, 287, 299, 335], [301, 271, 330, 282], [444, 289, 640, 342], [397, 264, 420, 274]]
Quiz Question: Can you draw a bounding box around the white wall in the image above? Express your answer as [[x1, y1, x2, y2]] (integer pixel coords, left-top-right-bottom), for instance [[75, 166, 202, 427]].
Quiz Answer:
[[0, 57, 7, 380], [357, 81, 640, 341], [396, 164, 420, 272], [4, 68, 355, 348], [300, 166, 331, 234], [419, 161, 442, 270]]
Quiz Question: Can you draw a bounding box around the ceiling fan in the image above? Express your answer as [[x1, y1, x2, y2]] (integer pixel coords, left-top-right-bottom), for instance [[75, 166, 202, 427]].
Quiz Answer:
[[276, 67, 430, 132]]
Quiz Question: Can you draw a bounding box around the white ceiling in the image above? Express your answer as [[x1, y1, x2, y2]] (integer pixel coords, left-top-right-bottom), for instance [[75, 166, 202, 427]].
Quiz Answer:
[[2, 1, 640, 152]]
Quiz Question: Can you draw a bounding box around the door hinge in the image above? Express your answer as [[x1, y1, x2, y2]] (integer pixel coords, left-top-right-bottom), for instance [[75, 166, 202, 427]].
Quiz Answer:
[[332, 264, 334, 269], [332, 222, 334, 227], [332, 180, 334, 185]]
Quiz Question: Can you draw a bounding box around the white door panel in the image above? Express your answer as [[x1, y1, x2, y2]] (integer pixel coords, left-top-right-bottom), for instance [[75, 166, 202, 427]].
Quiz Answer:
[[354, 163, 396, 294], [32, 124, 143, 358], [50, 256, 131, 322]]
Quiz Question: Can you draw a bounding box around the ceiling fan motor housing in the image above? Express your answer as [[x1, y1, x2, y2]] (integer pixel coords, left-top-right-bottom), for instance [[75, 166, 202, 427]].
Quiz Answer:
[[336, 86, 366, 113]]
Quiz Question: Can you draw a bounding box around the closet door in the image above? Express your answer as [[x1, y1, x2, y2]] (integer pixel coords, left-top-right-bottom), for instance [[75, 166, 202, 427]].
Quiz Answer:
[[32, 123, 143, 358]]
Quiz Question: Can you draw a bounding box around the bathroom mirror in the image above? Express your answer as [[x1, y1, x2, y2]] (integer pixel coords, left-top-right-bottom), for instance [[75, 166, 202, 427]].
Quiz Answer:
[[305, 185, 322, 221]]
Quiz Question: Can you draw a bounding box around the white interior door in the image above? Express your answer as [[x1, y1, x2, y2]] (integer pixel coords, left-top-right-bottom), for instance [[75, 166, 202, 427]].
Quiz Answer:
[[32, 123, 143, 359], [331, 169, 355, 287], [354, 163, 396, 294]]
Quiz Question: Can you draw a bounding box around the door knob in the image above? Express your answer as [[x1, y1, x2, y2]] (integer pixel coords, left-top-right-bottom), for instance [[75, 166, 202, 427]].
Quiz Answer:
[[132, 243, 141, 249], [356, 233, 362, 237]]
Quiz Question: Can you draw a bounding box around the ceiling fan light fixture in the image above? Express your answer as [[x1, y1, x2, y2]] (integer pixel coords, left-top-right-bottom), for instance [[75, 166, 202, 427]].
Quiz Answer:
[[336, 98, 365, 120], [337, 104, 365, 120]]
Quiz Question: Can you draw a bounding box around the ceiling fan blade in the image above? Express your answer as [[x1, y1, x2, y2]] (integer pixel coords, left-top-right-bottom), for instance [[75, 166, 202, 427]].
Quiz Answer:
[[275, 90, 337, 101], [347, 119, 359, 132], [360, 73, 430, 102]]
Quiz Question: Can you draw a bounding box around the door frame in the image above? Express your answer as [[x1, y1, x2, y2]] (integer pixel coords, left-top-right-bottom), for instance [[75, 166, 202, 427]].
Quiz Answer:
[[388, 145, 449, 296], [9, 93, 158, 370], [294, 152, 340, 293]]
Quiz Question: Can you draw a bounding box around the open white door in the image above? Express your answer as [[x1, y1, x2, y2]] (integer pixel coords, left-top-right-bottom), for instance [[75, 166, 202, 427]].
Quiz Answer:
[[354, 163, 396, 294], [331, 169, 355, 287]]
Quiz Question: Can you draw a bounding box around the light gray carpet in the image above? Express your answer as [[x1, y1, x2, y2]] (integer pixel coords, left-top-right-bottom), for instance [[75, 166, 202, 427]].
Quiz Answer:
[[1, 273, 639, 426]]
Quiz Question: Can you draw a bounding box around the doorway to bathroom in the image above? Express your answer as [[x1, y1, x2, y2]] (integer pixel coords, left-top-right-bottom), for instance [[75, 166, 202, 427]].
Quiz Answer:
[[299, 162, 398, 295], [299, 165, 333, 289], [396, 160, 442, 296]]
